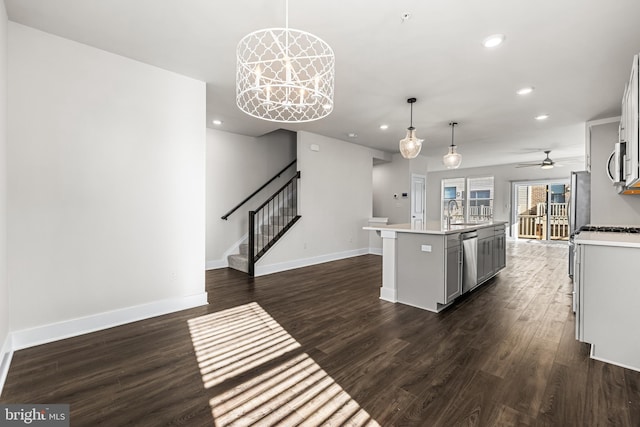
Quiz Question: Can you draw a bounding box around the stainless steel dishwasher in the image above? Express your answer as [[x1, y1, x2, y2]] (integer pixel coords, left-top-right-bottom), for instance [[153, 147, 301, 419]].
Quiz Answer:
[[461, 231, 478, 293]]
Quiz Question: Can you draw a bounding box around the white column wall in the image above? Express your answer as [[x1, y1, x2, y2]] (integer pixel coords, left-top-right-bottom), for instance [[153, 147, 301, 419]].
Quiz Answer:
[[0, 1, 10, 361], [8, 23, 206, 332]]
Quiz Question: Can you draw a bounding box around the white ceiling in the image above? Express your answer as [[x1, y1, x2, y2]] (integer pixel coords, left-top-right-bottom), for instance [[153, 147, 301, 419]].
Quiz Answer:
[[6, 0, 640, 171]]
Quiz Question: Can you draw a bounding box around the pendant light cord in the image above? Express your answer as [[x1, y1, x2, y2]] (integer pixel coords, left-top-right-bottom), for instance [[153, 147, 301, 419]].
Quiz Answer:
[[407, 98, 417, 130], [410, 102, 414, 129], [450, 122, 457, 147]]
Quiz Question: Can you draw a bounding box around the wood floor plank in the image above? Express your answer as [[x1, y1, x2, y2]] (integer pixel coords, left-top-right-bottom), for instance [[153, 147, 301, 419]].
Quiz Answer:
[[537, 361, 588, 426], [626, 368, 640, 427], [2, 242, 639, 426], [496, 338, 558, 418], [584, 360, 633, 426]]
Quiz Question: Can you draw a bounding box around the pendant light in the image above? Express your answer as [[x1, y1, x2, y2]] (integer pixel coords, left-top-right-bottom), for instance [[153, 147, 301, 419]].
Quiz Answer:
[[236, 0, 335, 123], [399, 98, 423, 159], [443, 121, 462, 169]]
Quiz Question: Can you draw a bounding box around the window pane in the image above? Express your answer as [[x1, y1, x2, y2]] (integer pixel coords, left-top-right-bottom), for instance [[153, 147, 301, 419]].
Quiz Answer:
[[442, 178, 465, 227], [467, 176, 494, 222]]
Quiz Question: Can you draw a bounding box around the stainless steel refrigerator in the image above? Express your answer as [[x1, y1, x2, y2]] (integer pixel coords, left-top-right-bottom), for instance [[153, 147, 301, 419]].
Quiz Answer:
[[568, 171, 591, 278]]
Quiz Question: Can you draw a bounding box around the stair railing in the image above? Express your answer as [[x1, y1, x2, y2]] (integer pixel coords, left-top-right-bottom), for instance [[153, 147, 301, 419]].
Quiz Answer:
[[248, 171, 301, 276], [221, 159, 297, 220]]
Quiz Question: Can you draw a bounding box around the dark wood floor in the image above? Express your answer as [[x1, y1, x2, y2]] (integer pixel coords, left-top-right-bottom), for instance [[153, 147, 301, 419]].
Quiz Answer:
[[2, 241, 639, 426]]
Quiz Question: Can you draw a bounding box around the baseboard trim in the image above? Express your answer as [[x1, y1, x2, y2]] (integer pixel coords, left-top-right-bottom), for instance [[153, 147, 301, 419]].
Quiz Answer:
[[368, 247, 383, 256], [379, 288, 397, 303], [11, 293, 208, 351], [255, 248, 370, 277], [0, 334, 14, 396], [206, 259, 227, 270], [590, 344, 640, 373]]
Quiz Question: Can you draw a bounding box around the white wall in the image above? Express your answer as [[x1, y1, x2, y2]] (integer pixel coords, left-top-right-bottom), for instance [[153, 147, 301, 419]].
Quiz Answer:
[[206, 128, 296, 267], [8, 23, 206, 332], [589, 120, 640, 223], [372, 154, 428, 224], [0, 1, 9, 363], [256, 132, 377, 274], [426, 160, 585, 227]]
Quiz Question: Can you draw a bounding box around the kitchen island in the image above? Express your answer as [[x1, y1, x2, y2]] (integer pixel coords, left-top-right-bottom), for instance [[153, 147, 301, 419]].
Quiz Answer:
[[364, 221, 507, 312]]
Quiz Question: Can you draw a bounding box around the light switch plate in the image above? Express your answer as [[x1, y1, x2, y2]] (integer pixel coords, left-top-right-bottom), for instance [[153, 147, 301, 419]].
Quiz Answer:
[[421, 245, 432, 252]]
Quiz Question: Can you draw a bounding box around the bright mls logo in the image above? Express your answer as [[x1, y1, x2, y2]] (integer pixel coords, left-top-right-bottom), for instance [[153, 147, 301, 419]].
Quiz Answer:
[[0, 405, 69, 426]]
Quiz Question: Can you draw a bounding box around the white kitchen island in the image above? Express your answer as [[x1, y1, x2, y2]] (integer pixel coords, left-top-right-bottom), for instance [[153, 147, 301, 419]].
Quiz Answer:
[[574, 231, 640, 372], [364, 221, 507, 313]]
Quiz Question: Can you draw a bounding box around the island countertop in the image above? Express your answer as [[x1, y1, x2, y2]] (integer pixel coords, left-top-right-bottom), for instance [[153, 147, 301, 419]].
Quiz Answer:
[[363, 220, 508, 235], [574, 230, 640, 248]]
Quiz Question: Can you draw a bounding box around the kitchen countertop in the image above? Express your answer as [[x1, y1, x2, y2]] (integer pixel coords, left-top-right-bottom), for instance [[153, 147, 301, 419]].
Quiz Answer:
[[574, 231, 640, 248], [363, 220, 507, 235]]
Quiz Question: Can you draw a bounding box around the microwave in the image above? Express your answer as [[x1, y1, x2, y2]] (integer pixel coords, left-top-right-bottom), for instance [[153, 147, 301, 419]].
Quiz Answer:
[[610, 53, 640, 195]]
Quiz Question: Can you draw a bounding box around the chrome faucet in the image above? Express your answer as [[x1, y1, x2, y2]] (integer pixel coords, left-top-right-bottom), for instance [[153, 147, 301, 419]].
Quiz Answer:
[[447, 199, 459, 229]]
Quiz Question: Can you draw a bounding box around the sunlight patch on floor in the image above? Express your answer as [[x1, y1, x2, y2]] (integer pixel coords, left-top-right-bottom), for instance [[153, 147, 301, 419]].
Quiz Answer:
[[188, 302, 380, 426]]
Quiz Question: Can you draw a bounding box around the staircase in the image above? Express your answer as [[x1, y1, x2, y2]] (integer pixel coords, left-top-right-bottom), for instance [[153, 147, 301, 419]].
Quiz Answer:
[[222, 166, 301, 277], [227, 206, 298, 274]]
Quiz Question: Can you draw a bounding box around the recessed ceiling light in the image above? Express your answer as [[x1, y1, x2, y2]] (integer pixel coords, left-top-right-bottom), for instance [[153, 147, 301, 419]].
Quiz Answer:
[[379, 124, 389, 130], [212, 119, 223, 125], [482, 34, 506, 48], [535, 114, 550, 120], [347, 132, 358, 138], [517, 86, 535, 95]]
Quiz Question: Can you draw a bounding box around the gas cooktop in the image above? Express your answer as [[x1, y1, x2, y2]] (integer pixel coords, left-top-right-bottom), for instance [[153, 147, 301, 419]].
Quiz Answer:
[[579, 225, 640, 233]]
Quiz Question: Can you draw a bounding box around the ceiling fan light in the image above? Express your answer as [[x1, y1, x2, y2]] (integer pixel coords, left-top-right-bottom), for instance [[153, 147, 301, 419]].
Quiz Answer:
[[443, 146, 462, 169], [541, 163, 554, 169], [399, 128, 423, 159]]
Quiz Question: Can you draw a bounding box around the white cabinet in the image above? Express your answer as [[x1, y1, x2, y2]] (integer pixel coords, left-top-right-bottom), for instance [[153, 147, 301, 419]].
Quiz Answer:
[[476, 225, 505, 285], [621, 54, 640, 191], [493, 225, 506, 271], [574, 241, 640, 371], [445, 235, 463, 303]]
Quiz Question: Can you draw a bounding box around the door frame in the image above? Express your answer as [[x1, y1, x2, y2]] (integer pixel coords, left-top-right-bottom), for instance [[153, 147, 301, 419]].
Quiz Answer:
[[510, 178, 569, 240], [411, 173, 427, 228]]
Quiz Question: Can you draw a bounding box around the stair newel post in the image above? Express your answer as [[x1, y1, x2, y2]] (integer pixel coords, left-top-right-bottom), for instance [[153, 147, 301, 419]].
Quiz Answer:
[[294, 171, 300, 216], [248, 210, 256, 277]]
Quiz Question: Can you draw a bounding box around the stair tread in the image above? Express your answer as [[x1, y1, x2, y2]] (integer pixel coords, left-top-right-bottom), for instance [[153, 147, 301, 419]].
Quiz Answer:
[[228, 214, 301, 274]]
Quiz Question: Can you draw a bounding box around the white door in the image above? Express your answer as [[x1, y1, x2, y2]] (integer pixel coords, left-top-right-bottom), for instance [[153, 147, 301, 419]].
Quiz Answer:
[[411, 174, 426, 228]]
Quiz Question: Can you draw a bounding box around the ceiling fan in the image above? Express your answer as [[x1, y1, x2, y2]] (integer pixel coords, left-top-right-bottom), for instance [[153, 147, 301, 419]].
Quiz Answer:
[[516, 150, 558, 169]]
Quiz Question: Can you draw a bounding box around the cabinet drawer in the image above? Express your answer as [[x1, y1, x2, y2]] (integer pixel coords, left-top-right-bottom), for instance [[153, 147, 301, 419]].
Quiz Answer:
[[446, 233, 461, 248], [477, 227, 493, 240]]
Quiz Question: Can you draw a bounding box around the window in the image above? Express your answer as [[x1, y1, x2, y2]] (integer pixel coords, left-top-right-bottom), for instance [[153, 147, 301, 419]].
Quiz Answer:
[[441, 178, 465, 227], [441, 176, 494, 226], [467, 177, 494, 222]]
